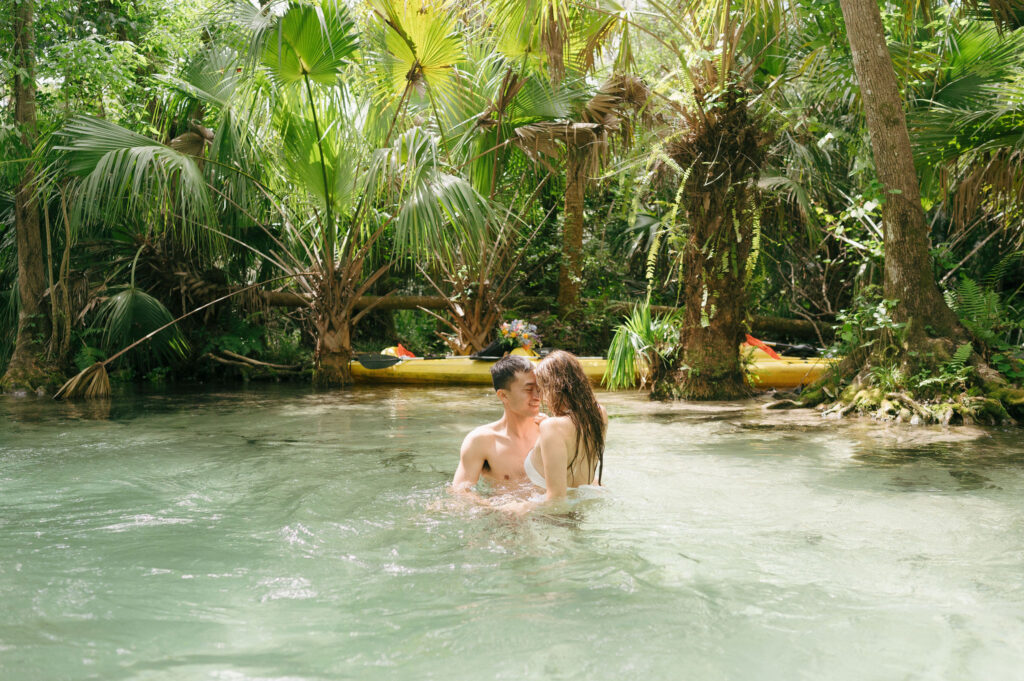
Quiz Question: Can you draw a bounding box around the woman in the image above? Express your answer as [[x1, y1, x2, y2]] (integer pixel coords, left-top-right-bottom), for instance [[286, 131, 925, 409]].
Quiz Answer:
[[522, 350, 607, 501]]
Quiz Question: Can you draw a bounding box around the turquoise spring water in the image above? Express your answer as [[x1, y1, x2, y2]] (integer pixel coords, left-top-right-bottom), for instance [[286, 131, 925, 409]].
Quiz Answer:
[[2, 385, 1023, 680]]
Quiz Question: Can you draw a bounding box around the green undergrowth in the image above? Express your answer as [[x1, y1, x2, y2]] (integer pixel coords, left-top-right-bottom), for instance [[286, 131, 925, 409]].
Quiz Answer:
[[774, 282, 1024, 426]]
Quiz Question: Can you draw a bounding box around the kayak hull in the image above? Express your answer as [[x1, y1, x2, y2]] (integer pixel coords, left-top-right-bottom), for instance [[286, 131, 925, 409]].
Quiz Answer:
[[350, 356, 833, 390]]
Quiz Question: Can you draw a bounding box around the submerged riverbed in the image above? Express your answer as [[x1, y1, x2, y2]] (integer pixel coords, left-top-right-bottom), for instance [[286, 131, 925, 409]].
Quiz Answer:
[[2, 385, 1023, 680]]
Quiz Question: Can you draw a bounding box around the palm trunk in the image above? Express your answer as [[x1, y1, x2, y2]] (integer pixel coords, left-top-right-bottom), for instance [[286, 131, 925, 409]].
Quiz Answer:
[[674, 182, 753, 400], [313, 303, 353, 387], [557, 146, 588, 314], [838, 0, 961, 345], [665, 87, 766, 400], [2, 0, 56, 393]]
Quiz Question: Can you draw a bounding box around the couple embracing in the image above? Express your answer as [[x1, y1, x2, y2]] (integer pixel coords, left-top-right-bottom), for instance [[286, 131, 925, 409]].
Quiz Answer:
[[451, 350, 607, 509]]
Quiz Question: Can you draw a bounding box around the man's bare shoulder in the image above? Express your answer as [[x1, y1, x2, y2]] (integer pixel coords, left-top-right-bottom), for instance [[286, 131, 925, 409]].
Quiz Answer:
[[461, 421, 502, 451]]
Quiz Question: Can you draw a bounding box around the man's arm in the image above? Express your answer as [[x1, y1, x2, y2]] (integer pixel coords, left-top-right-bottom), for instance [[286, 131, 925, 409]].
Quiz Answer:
[[450, 430, 488, 500]]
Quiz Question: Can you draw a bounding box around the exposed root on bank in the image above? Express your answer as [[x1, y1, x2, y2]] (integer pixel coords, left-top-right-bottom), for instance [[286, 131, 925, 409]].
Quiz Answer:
[[794, 380, 1021, 427], [762, 345, 1024, 427]]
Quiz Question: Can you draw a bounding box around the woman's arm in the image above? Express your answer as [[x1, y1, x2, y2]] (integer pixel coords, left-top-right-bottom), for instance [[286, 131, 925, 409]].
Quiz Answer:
[[539, 418, 570, 501], [490, 418, 572, 516]]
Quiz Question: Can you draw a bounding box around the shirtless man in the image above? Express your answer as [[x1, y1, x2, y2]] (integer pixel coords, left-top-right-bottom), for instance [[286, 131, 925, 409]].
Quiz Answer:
[[451, 355, 541, 498]]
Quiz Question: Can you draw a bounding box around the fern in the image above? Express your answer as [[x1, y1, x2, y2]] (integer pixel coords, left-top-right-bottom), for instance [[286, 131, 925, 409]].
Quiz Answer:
[[914, 343, 975, 393], [983, 251, 1024, 289], [745, 209, 761, 285], [946, 276, 1005, 344], [949, 342, 973, 370]]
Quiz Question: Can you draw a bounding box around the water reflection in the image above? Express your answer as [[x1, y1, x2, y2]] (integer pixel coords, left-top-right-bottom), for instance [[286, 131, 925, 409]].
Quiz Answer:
[[1, 394, 111, 422], [852, 441, 1024, 469]]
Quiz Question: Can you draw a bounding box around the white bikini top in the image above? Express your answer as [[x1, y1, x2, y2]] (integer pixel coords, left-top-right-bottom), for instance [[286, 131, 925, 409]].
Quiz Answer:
[[523, 448, 546, 489]]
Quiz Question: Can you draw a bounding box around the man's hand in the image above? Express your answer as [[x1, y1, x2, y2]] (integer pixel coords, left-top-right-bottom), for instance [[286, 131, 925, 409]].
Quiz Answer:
[[490, 498, 533, 516]]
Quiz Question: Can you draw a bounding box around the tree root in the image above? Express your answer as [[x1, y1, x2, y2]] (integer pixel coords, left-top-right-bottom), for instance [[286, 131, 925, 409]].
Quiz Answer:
[[762, 399, 803, 410], [812, 384, 1017, 426], [792, 344, 1023, 428]]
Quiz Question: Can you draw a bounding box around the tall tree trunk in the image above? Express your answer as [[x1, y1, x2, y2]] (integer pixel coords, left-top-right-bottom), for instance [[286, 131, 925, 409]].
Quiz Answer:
[[557, 144, 589, 315], [314, 319, 352, 387], [2, 0, 56, 393], [838, 0, 961, 346], [673, 181, 754, 400], [665, 88, 766, 400]]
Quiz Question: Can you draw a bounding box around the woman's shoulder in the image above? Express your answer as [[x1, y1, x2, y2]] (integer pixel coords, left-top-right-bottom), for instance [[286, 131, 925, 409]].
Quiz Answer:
[[539, 414, 574, 434]]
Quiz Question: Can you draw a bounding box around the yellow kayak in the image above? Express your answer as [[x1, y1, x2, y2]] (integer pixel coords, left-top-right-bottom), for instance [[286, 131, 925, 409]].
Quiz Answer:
[[351, 347, 834, 390]]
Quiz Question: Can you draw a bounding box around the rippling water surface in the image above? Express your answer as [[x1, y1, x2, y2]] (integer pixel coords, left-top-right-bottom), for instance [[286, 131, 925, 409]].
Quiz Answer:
[[2, 385, 1024, 680]]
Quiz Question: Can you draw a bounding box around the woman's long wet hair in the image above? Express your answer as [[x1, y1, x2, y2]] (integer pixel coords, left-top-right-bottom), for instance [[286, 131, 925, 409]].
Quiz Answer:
[[535, 350, 605, 484]]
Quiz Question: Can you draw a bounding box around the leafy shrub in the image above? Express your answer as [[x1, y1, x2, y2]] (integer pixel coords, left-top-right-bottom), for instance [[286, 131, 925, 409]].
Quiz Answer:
[[604, 300, 683, 389], [393, 309, 447, 355], [830, 285, 905, 358], [912, 342, 974, 396]]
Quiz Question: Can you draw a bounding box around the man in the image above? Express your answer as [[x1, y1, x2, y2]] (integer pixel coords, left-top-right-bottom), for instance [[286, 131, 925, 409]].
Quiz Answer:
[[451, 355, 541, 497]]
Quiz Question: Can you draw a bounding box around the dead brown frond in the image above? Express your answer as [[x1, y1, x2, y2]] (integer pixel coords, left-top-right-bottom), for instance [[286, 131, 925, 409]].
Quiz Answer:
[[54, 362, 111, 400], [949, 149, 1024, 243]]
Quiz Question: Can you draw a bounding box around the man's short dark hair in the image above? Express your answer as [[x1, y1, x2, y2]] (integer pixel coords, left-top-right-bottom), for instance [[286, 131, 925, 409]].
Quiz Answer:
[[491, 355, 534, 391]]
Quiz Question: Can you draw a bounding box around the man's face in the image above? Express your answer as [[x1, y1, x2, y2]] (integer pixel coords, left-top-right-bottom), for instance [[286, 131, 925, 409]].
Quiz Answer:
[[499, 370, 541, 417]]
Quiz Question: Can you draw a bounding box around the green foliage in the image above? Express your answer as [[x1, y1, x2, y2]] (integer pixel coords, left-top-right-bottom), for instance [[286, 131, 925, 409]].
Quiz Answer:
[[92, 286, 188, 373], [73, 339, 106, 372], [991, 350, 1024, 384], [6, 0, 1024, 398], [913, 343, 975, 396], [943, 272, 1024, 385], [392, 309, 447, 355], [604, 300, 682, 390], [259, 0, 358, 87], [191, 315, 310, 378], [59, 116, 218, 251], [830, 286, 906, 357], [867, 363, 905, 394], [197, 316, 265, 358], [944, 276, 1008, 346]]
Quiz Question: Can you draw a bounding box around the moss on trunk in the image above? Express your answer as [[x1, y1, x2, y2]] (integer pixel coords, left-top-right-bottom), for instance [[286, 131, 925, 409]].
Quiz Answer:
[[659, 86, 768, 401]]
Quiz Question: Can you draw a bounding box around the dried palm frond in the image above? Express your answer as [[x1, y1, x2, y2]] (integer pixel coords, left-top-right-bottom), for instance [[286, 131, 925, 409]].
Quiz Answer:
[[55, 273, 307, 400], [54, 362, 111, 400]]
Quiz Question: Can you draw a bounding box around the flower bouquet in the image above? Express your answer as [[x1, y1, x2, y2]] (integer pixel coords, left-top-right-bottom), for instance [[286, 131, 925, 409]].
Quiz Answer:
[[498, 319, 542, 352]]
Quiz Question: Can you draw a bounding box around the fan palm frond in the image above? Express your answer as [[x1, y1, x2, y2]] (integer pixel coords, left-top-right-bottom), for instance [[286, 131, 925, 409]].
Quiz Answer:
[[156, 44, 244, 110], [94, 286, 189, 369], [367, 0, 465, 107], [258, 0, 359, 87], [276, 89, 362, 219], [370, 127, 492, 262], [491, 0, 575, 80], [58, 116, 217, 251]]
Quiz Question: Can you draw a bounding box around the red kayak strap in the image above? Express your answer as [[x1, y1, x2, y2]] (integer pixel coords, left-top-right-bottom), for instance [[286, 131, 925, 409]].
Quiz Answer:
[[745, 334, 782, 360]]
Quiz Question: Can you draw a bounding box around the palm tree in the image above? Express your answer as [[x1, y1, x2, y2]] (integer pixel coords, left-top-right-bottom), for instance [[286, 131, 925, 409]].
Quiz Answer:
[[475, 72, 648, 314], [2, 0, 56, 392], [621, 0, 785, 399], [483, 0, 645, 314], [57, 0, 490, 387]]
